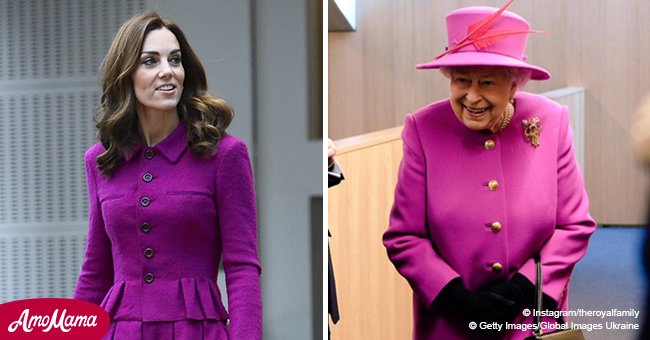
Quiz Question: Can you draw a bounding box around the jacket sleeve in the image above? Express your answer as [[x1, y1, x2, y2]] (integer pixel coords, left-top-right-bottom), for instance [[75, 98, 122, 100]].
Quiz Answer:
[[383, 114, 460, 309], [73, 150, 114, 305], [215, 139, 262, 339], [518, 106, 596, 309]]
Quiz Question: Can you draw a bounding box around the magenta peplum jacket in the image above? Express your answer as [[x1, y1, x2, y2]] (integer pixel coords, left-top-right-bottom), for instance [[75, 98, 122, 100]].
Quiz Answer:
[[74, 122, 262, 339], [383, 92, 596, 340]]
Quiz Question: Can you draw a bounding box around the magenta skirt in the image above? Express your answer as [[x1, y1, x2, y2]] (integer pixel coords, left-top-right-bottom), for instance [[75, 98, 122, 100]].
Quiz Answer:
[[102, 319, 229, 339]]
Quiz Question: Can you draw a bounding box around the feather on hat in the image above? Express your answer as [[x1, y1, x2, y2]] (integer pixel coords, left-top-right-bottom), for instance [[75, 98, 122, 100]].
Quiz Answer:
[[417, 0, 550, 80]]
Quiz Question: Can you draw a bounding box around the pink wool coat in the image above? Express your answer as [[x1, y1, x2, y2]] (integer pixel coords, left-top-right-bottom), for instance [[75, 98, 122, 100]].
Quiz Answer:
[[383, 92, 596, 339], [74, 123, 262, 339]]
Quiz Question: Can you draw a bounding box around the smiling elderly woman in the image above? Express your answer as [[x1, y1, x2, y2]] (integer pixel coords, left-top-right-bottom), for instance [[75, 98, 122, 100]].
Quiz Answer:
[[382, 2, 595, 340]]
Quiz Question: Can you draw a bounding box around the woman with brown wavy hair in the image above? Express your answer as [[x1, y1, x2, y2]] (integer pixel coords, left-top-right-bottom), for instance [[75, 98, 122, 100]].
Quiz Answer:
[[73, 11, 262, 339]]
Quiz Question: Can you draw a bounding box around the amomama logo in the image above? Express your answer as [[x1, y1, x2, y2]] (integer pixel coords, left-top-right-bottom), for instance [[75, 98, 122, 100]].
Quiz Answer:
[[0, 298, 109, 339]]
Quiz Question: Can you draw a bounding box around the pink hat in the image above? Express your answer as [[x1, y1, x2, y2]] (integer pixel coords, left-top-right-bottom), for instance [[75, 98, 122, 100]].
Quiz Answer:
[[416, 0, 550, 81]]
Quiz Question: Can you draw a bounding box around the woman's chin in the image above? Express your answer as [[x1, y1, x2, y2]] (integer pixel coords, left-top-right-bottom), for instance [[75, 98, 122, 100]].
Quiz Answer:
[[461, 118, 490, 132]]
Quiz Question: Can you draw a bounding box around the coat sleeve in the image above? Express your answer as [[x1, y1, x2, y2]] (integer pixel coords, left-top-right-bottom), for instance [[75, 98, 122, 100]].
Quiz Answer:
[[73, 150, 114, 305], [518, 106, 596, 308], [383, 114, 460, 309], [328, 161, 344, 188], [215, 139, 262, 340]]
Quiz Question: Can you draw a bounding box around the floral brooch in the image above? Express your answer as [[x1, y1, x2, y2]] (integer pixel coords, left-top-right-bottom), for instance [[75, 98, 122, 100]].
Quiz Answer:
[[522, 117, 542, 147]]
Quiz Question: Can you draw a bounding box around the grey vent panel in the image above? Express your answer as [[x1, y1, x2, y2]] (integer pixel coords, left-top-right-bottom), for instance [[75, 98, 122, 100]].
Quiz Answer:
[[0, 231, 87, 302], [0, 0, 145, 303], [0, 0, 144, 81], [0, 90, 99, 224]]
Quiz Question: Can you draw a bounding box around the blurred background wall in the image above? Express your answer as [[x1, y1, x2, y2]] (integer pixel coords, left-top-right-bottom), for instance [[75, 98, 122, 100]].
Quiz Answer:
[[328, 0, 650, 225], [0, 1, 323, 339]]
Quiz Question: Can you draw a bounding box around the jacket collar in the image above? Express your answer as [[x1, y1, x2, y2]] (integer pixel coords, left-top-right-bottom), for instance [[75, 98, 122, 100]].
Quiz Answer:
[[152, 121, 187, 162], [126, 122, 188, 163]]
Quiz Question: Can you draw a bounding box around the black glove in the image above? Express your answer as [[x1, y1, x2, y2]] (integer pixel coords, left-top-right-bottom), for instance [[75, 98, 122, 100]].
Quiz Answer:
[[484, 274, 534, 306], [485, 274, 557, 312], [435, 278, 519, 324]]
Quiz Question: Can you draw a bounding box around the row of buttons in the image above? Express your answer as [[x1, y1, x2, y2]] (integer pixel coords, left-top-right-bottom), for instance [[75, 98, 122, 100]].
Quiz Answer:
[[143, 149, 155, 284], [485, 139, 499, 191], [485, 139, 502, 273], [490, 220, 502, 272]]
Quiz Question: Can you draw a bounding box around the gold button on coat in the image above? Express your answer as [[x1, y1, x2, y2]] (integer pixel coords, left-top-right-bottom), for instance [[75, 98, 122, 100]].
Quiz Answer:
[[491, 221, 502, 232], [492, 263, 503, 272], [488, 180, 499, 191], [485, 139, 495, 150]]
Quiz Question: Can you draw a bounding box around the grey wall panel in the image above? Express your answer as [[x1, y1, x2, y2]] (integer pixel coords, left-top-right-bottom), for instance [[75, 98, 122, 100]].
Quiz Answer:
[[147, 1, 321, 339], [147, 1, 322, 339], [148, 0, 255, 149], [254, 1, 322, 339]]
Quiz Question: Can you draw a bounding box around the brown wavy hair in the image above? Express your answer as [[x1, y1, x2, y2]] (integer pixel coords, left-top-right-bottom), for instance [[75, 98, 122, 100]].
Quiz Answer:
[[95, 11, 233, 176]]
